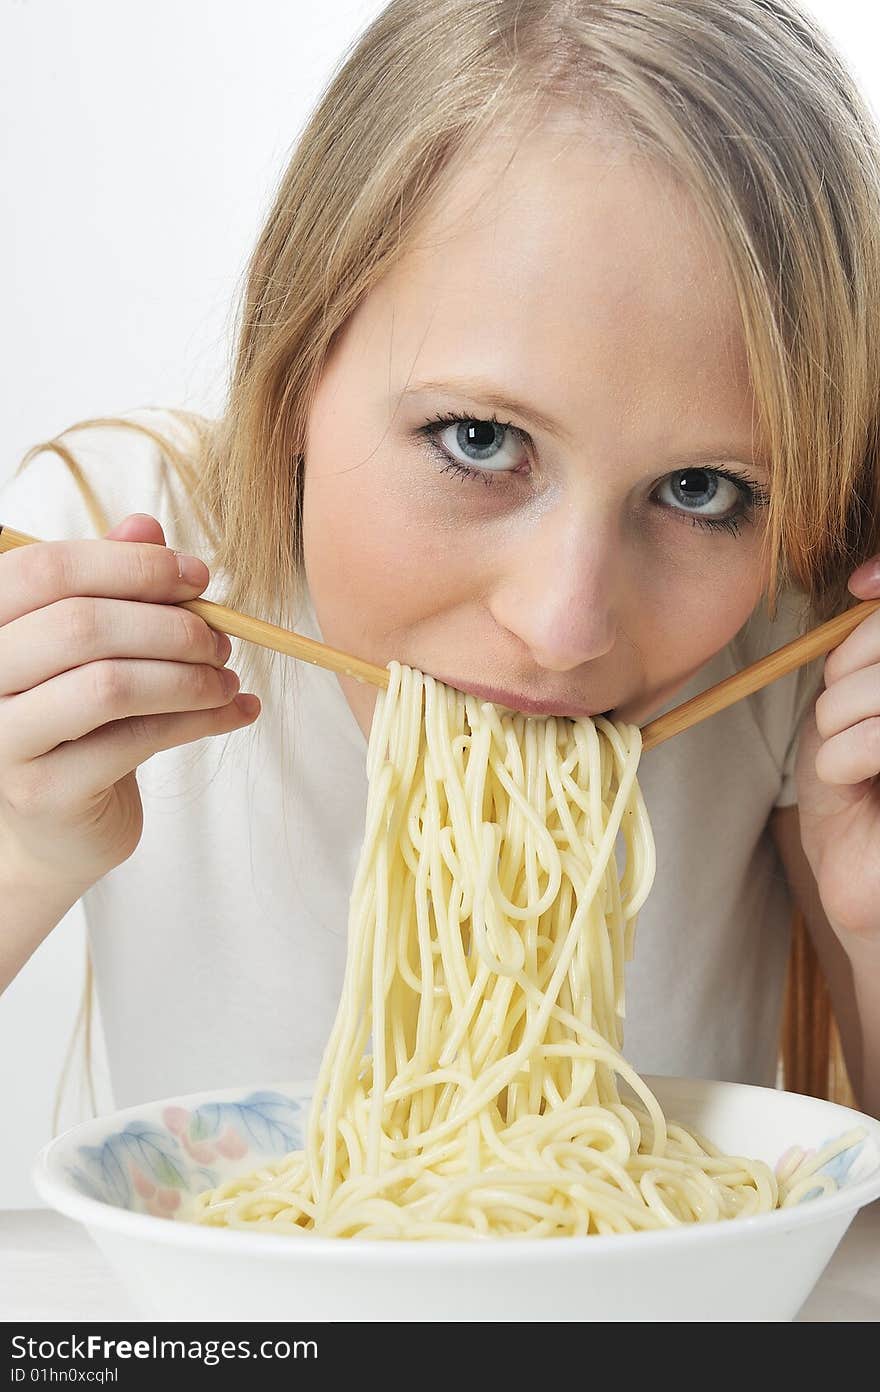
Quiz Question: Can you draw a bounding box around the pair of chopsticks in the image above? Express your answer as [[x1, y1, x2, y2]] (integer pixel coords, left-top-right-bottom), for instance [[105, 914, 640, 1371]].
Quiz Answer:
[[1, 523, 877, 753]]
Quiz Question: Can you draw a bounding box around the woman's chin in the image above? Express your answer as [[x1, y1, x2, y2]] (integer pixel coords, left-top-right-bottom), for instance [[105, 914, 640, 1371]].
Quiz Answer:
[[606, 694, 660, 727]]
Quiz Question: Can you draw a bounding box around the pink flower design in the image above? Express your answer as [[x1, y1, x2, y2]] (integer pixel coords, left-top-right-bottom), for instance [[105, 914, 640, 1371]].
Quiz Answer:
[[162, 1106, 190, 1136], [130, 1163, 156, 1200], [181, 1133, 217, 1164], [216, 1126, 249, 1159]]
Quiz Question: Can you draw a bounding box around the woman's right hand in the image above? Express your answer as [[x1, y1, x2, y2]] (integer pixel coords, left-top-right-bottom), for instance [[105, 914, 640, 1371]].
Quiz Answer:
[[0, 512, 261, 897]]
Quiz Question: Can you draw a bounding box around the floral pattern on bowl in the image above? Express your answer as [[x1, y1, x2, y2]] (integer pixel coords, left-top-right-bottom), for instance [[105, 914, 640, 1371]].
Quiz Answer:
[[63, 1078, 872, 1223], [67, 1090, 303, 1220], [774, 1131, 868, 1203]]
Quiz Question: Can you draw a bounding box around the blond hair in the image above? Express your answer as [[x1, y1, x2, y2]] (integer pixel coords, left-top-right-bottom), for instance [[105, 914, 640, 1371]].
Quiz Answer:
[[20, 0, 880, 1117]]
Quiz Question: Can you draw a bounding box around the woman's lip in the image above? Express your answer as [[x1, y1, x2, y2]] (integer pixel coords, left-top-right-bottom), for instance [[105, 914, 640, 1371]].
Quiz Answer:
[[433, 676, 610, 719]]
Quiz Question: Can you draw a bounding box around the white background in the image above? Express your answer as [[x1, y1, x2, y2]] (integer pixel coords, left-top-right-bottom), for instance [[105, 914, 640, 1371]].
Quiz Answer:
[[1, 0, 878, 1207]]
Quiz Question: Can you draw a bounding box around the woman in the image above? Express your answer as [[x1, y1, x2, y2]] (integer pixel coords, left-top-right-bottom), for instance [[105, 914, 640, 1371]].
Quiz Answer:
[[1, 0, 878, 1120]]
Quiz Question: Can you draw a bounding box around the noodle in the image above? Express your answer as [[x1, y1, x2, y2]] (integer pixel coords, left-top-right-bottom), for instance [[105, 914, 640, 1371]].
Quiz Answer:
[[191, 663, 860, 1238]]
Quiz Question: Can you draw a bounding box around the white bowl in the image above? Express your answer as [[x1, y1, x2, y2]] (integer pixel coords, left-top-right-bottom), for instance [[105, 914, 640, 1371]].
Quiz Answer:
[[33, 1075, 880, 1322]]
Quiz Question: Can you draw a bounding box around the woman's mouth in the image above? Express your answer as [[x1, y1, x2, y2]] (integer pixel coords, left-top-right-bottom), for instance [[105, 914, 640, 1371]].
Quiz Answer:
[[433, 676, 612, 720]]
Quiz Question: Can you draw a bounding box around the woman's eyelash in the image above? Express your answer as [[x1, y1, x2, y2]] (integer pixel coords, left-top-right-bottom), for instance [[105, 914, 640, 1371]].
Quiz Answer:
[[417, 410, 527, 487], [415, 410, 770, 536]]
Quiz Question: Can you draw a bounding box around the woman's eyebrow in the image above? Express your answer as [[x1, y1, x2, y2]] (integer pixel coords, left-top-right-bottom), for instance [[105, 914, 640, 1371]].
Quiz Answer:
[[398, 377, 571, 441]]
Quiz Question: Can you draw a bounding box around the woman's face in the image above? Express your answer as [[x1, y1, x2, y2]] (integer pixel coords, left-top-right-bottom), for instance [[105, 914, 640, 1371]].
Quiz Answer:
[[302, 119, 771, 739]]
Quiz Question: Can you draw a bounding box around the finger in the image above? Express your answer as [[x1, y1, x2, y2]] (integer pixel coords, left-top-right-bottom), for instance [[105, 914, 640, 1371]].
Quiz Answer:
[[17, 695, 261, 808], [814, 663, 880, 740], [0, 597, 232, 697], [824, 609, 880, 685], [0, 658, 242, 764], [0, 534, 210, 628], [104, 513, 168, 546], [847, 556, 880, 598], [814, 716, 880, 786]]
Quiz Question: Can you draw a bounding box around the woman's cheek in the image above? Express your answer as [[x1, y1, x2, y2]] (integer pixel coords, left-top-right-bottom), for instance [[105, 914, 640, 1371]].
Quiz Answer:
[[615, 545, 770, 724], [302, 454, 478, 737], [302, 450, 457, 659]]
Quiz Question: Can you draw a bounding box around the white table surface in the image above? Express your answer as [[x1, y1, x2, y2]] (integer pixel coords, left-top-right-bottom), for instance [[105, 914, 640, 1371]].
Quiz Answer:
[[2, 1202, 879, 1322]]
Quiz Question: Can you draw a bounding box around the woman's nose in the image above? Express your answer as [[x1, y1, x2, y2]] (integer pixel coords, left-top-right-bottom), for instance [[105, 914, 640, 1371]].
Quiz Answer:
[[488, 509, 619, 673]]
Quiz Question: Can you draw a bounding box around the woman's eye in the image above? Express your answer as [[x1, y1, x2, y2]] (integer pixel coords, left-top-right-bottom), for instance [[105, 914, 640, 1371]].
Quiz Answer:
[[416, 413, 766, 535], [655, 468, 745, 520], [418, 413, 526, 476]]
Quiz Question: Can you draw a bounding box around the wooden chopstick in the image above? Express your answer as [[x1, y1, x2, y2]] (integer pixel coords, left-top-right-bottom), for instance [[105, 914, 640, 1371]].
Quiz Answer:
[[638, 597, 880, 752], [2, 522, 876, 751], [0, 524, 390, 690]]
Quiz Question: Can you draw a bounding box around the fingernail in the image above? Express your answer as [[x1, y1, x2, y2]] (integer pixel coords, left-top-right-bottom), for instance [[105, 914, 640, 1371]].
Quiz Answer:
[[214, 630, 232, 662], [850, 564, 880, 594], [221, 668, 240, 696], [174, 551, 209, 586], [234, 693, 261, 719]]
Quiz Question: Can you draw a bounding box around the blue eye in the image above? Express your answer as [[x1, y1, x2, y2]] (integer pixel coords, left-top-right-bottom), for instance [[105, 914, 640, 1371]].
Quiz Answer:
[[415, 411, 769, 537], [654, 468, 768, 538], [418, 411, 526, 477]]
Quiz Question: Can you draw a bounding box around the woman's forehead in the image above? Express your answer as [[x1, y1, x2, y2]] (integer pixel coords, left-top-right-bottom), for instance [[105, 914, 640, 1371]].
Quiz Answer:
[[330, 123, 757, 464]]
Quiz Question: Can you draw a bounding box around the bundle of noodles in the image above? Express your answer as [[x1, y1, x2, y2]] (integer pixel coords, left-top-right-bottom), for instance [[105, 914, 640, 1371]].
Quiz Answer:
[[192, 662, 855, 1238]]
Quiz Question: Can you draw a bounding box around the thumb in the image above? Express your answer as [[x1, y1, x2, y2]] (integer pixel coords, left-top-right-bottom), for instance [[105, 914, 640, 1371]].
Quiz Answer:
[[104, 512, 167, 546]]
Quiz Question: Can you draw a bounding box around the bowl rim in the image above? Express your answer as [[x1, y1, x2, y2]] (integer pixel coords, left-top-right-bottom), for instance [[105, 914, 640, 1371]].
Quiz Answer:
[[33, 1074, 880, 1260]]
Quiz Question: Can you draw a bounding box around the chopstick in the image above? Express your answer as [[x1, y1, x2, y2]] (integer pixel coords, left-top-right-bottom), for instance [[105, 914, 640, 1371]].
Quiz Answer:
[[0, 523, 391, 690], [2, 522, 877, 752], [638, 597, 880, 753]]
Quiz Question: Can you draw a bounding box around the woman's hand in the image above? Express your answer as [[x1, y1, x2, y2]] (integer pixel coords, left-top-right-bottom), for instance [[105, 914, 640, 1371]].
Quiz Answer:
[[793, 554, 880, 944], [0, 513, 260, 899]]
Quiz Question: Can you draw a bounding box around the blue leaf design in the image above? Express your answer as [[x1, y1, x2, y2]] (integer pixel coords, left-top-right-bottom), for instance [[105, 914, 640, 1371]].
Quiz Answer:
[[117, 1124, 187, 1188], [75, 1124, 187, 1207], [184, 1092, 301, 1155], [224, 1091, 302, 1153], [246, 1091, 303, 1109], [818, 1136, 865, 1187], [79, 1139, 130, 1207], [67, 1163, 106, 1204]]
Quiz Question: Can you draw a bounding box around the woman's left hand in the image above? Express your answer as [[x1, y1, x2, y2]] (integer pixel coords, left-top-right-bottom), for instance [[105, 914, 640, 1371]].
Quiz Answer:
[[793, 555, 880, 945]]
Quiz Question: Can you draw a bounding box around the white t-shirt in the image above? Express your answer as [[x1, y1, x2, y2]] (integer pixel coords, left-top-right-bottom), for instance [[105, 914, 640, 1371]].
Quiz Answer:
[[0, 410, 824, 1106]]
